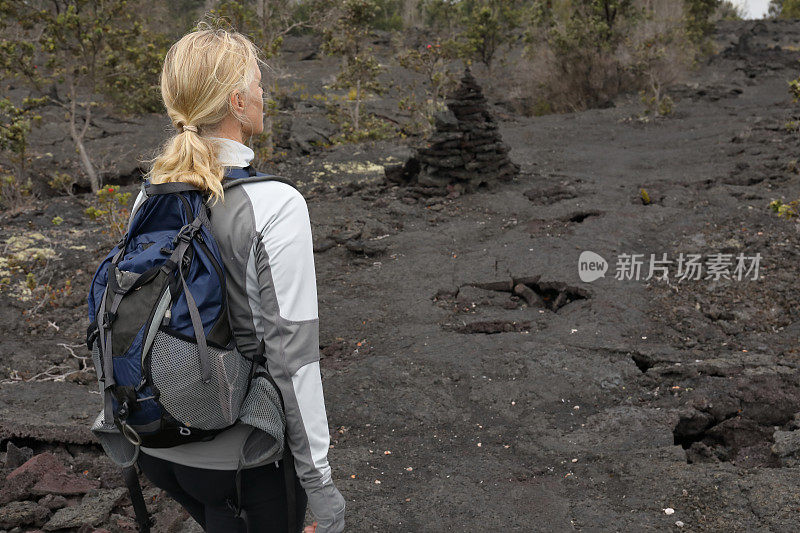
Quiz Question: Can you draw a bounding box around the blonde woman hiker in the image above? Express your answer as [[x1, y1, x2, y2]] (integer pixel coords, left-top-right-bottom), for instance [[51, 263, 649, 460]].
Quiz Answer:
[[122, 25, 345, 533]]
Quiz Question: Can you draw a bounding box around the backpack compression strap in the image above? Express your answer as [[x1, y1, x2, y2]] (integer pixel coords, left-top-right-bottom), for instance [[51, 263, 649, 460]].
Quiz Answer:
[[160, 215, 213, 383]]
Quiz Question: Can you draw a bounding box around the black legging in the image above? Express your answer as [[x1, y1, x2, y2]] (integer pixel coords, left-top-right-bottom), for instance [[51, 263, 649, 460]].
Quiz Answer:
[[137, 452, 308, 532]]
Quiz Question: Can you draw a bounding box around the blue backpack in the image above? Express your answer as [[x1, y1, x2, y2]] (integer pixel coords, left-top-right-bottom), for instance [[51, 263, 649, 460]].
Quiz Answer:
[[87, 167, 303, 533], [86, 167, 294, 447]]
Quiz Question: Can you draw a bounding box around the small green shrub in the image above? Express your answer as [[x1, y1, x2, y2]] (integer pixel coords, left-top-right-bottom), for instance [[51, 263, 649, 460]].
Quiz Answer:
[[640, 90, 674, 117], [790, 78, 800, 102], [0, 173, 33, 212], [528, 99, 553, 117], [325, 98, 397, 144], [84, 184, 131, 241], [769, 199, 799, 219], [47, 172, 77, 196]]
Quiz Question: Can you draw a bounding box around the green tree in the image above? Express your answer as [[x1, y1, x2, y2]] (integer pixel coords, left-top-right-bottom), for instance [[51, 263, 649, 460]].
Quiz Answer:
[[211, 0, 326, 59], [419, 0, 524, 75], [419, 0, 463, 37], [627, 3, 694, 118], [684, 0, 721, 53], [523, 0, 641, 110], [0, 96, 48, 184], [395, 40, 458, 134], [525, 0, 636, 50], [769, 0, 800, 18], [372, 0, 405, 30], [208, 1, 327, 159], [321, 0, 387, 133], [102, 26, 171, 115], [457, 0, 524, 74], [0, 0, 167, 192], [629, 31, 684, 117], [714, 0, 745, 20]]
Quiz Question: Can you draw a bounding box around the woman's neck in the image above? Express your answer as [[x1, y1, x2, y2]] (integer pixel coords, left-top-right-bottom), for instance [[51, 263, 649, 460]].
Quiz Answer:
[[206, 136, 254, 168], [210, 114, 246, 144]]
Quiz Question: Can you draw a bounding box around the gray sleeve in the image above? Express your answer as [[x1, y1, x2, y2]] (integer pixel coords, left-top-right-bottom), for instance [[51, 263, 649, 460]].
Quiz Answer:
[[245, 184, 345, 532]]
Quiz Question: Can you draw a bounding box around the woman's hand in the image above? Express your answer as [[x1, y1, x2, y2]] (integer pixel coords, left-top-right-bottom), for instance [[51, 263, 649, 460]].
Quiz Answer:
[[303, 521, 318, 533]]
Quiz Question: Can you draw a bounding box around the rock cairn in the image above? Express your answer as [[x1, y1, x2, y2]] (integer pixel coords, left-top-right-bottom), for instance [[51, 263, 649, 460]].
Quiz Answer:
[[385, 66, 519, 193]]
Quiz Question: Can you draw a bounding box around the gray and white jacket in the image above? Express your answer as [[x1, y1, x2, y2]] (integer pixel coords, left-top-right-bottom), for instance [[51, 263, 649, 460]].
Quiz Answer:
[[134, 138, 346, 532]]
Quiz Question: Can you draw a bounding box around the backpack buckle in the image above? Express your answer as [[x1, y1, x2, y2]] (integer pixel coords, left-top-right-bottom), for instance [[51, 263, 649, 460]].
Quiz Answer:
[[173, 223, 200, 246], [177, 231, 194, 244], [86, 321, 99, 350], [101, 311, 117, 328]]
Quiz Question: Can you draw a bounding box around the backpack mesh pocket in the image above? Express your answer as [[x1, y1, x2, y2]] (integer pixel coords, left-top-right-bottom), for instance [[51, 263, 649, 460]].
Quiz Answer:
[[149, 329, 250, 430], [239, 372, 286, 465], [240, 373, 285, 440]]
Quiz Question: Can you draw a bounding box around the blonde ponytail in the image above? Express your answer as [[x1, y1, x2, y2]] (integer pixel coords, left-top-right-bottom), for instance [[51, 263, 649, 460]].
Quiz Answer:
[[144, 23, 265, 204]]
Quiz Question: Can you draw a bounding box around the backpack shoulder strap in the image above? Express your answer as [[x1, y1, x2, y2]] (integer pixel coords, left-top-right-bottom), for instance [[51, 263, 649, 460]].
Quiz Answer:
[[123, 465, 151, 532], [222, 165, 298, 191], [144, 181, 203, 196]]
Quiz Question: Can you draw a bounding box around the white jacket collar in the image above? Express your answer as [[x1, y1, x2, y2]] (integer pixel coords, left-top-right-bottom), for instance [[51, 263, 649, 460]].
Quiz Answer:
[[207, 136, 254, 168]]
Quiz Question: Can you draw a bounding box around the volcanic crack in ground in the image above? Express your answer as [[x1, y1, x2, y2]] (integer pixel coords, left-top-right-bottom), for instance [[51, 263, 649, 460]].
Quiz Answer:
[[435, 276, 591, 334], [660, 363, 800, 468]]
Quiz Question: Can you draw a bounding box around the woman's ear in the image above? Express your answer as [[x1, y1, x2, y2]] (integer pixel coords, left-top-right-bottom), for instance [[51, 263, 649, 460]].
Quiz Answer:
[[230, 91, 244, 111]]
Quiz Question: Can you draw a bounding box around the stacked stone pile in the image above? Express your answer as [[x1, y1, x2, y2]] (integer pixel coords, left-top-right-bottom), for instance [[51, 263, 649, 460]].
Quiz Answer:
[[385, 66, 519, 193]]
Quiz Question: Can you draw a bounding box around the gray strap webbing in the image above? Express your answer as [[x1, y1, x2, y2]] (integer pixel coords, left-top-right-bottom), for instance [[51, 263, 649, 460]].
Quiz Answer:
[[97, 289, 108, 383], [111, 245, 126, 265], [98, 248, 126, 425], [123, 465, 151, 532], [221, 174, 297, 191], [167, 235, 211, 383], [196, 205, 213, 229], [146, 182, 203, 195], [101, 290, 124, 424], [179, 259, 211, 383], [97, 290, 112, 425]]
